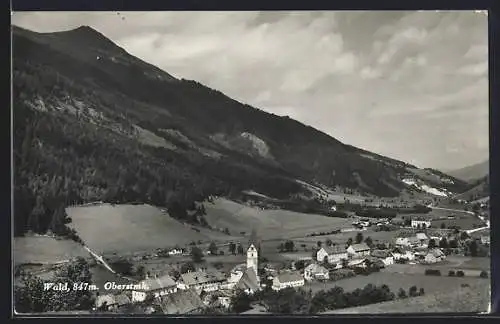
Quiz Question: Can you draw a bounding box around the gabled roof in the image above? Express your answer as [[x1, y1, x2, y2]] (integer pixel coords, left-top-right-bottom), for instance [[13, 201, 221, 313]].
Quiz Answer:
[[429, 248, 445, 257], [371, 250, 392, 258], [416, 233, 429, 240], [236, 268, 260, 292], [275, 272, 303, 283], [141, 274, 176, 291], [348, 243, 371, 252], [159, 289, 205, 314], [322, 245, 347, 255], [181, 270, 225, 286], [305, 263, 328, 273], [96, 294, 116, 308], [115, 294, 131, 306]]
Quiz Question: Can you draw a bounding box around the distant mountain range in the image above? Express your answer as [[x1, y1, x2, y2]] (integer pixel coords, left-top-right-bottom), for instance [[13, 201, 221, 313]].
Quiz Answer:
[[446, 160, 489, 183], [12, 25, 474, 235]]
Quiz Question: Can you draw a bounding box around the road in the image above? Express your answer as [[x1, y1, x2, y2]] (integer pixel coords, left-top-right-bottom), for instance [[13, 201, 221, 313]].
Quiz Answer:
[[83, 245, 116, 274]]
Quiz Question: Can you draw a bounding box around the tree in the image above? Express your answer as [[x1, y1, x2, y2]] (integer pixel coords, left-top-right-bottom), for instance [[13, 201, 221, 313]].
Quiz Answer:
[[440, 222, 446, 229], [27, 195, 46, 233], [208, 242, 218, 255], [460, 231, 470, 241], [469, 240, 478, 257], [223, 227, 230, 235], [364, 236, 373, 248], [355, 232, 364, 244], [135, 265, 146, 279], [325, 239, 333, 247], [428, 239, 437, 249], [317, 241, 322, 248], [398, 288, 407, 299], [230, 289, 252, 313], [346, 238, 353, 247], [323, 256, 329, 265], [180, 262, 195, 274], [229, 242, 236, 255], [284, 240, 295, 252], [439, 238, 449, 249], [449, 239, 458, 248], [190, 246, 204, 263], [237, 244, 244, 255], [408, 286, 418, 297]]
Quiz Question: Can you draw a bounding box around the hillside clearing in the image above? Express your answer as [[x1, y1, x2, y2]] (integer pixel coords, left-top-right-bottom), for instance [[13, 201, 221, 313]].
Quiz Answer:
[[203, 198, 352, 239], [14, 236, 89, 265], [66, 204, 237, 255]]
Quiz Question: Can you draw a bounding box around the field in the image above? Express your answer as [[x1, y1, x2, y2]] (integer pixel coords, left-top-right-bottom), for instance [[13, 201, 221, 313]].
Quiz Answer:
[[66, 203, 240, 255], [307, 270, 489, 297], [14, 236, 89, 265], [203, 198, 352, 240], [431, 216, 484, 230], [322, 279, 490, 314]]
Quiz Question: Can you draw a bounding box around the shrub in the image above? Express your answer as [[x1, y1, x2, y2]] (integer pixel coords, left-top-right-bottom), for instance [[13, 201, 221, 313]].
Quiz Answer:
[[419, 287, 425, 296], [425, 269, 441, 276], [456, 270, 465, 277], [329, 269, 355, 281], [448, 270, 456, 277], [398, 288, 407, 299], [480, 270, 488, 278]]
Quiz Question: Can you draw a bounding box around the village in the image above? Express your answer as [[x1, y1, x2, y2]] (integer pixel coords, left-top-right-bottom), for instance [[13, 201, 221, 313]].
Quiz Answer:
[[90, 200, 491, 315]]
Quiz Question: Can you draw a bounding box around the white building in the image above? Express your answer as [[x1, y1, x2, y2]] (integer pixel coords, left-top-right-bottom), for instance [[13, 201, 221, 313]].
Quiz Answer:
[[303, 263, 329, 281], [132, 274, 178, 302], [392, 248, 415, 262], [316, 246, 348, 264], [272, 272, 304, 291], [370, 250, 394, 266], [347, 243, 371, 258], [246, 244, 259, 283], [411, 218, 431, 229], [180, 270, 226, 293]]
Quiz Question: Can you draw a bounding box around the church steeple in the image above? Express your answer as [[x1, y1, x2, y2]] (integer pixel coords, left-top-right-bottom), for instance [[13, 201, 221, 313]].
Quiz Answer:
[[246, 244, 259, 283]]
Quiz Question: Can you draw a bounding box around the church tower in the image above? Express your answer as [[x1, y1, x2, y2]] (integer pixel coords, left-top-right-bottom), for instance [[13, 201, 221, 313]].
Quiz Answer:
[[246, 244, 259, 281]]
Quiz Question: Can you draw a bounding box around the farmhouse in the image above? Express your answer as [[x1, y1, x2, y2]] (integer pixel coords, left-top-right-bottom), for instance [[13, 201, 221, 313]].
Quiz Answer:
[[158, 289, 205, 315], [304, 263, 329, 281], [416, 232, 429, 246], [347, 243, 371, 258], [316, 246, 348, 264], [391, 247, 415, 262], [411, 217, 431, 229], [370, 250, 394, 266], [132, 274, 177, 302], [272, 272, 305, 291], [180, 270, 226, 293], [347, 258, 368, 269], [168, 248, 184, 256]]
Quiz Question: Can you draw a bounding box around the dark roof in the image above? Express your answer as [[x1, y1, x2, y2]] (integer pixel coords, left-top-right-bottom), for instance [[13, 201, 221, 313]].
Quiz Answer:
[[181, 270, 225, 286], [236, 268, 260, 292], [349, 243, 371, 252], [323, 245, 347, 254], [371, 250, 392, 258], [159, 289, 205, 315], [141, 274, 176, 291]]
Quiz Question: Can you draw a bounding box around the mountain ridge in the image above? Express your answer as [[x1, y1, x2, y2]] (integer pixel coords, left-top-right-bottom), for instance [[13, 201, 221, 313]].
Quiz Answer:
[[12, 25, 473, 237], [445, 160, 489, 183]]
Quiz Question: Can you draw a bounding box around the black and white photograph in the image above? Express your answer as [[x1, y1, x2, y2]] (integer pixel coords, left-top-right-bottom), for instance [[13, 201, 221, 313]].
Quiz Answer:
[[12, 10, 491, 315]]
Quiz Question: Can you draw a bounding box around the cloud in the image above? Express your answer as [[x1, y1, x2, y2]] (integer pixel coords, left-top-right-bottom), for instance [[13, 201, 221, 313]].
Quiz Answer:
[[11, 11, 488, 170]]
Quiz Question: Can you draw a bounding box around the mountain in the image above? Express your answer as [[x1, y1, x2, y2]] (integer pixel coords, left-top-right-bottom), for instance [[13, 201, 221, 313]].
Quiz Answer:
[[11, 25, 472, 236], [454, 176, 489, 202], [446, 160, 489, 183]]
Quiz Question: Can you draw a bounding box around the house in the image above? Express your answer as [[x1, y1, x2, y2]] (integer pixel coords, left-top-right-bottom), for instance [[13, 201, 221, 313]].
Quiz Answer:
[[180, 270, 226, 293], [370, 250, 394, 266], [168, 248, 184, 256], [416, 232, 429, 243], [392, 247, 415, 261], [395, 237, 410, 247], [96, 293, 131, 311], [132, 274, 177, 302], [303, 263, 329, 281], [347, 243, 371, 258], [158, 289, 205, 315], [411, 217, 431, 229], [316, 246, 348, 264], [235, 267, 261, 295], [222, 265, 245, 290], [347, 258, 368, 269], [272, 272, 305, 291], [481, 235, 490, 245], [418, 248, 445, 264]]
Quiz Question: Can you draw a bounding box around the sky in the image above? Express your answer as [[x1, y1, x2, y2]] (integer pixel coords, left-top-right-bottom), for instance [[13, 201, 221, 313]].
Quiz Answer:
[[11, 11, 489, 171]]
